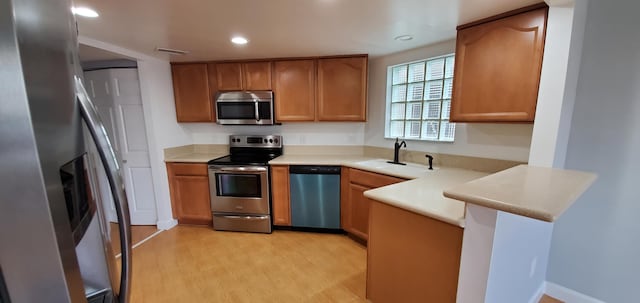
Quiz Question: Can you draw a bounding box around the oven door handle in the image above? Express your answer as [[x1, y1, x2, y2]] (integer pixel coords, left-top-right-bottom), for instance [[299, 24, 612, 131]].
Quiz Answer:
[[215, 214, 270, 220], [211, 166, 268, 172]]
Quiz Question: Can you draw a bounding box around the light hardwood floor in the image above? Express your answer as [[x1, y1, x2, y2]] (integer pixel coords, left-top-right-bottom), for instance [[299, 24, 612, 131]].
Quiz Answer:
[[110, 223, 159, 256], [540, 294, 564, 303], [129, 226, 367, 303]]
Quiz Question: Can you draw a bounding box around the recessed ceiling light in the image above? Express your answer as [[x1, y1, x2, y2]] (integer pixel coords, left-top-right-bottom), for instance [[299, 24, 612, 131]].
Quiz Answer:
[[71, 7, 99, 18], [394, 35, 413, 41], [231, 36, 249, 45]]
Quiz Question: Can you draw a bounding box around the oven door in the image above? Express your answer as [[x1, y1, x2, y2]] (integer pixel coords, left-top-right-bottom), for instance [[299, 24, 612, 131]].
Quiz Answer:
[[216, 100, 274, 125], [208, 165, 270, 214]]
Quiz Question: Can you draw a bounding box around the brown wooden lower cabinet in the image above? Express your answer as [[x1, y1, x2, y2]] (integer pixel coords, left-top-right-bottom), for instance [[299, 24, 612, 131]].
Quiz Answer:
[[166, 163, 212, 225], [367, 200, 463, 303], [342, 168, 406, 242], [270, 165, 291, 226], [347, 183, 371, 240]]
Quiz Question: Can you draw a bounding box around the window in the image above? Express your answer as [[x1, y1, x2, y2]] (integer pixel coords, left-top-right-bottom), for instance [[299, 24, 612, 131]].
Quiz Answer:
[[386, 54, 456, 142]]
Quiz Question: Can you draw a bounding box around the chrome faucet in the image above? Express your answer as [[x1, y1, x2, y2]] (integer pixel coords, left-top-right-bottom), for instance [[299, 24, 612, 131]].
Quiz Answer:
[[388, 138, 407, 165]]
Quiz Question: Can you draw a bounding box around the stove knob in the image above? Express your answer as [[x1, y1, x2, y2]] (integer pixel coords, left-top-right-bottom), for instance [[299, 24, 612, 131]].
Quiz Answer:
[[269, 139, 273, 143], [263, 139, 268, 143], [274, 138, 279, 144]]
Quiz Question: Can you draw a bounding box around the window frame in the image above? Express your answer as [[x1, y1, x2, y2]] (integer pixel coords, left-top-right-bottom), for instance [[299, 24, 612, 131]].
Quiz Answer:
[[384, 53, 456, 142]]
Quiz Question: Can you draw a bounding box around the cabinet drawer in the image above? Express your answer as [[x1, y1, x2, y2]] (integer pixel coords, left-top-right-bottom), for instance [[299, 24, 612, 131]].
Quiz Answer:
[[349, 168, 406, 188], [169, 163, 208, 176]]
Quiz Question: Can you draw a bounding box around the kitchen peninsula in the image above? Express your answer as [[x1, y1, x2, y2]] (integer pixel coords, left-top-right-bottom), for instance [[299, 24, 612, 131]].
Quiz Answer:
[[164, 144, 596, 303], [363, 164, 595, 303]]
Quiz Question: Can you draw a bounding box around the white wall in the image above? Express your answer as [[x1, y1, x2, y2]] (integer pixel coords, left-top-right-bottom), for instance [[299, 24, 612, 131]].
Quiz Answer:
[[365, 40, 534, 162], [547, 0, 640, 301], [485, 212, 553, 303], [184, 122, 365, 146], [79, 36, 192, 229], [529, 1, 587, 167], [79, 36, 367, 229], [136, 59, 191, 229]]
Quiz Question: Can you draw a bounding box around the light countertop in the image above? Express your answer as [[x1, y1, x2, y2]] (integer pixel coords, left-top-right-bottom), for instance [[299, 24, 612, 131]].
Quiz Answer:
[[270, 155, 488, 227], [363, 168, 488, 227], [269, 155, 444, 180], [268, 154, 373, 166], [443, 164, 597, 222], [164, 144, 228, 163], [164, 152, 225, 163], [164, 150, 596, 225]]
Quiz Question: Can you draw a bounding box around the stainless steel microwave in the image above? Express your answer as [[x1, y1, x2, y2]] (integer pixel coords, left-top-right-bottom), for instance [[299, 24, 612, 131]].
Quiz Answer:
[[215, 91, 274, 125]]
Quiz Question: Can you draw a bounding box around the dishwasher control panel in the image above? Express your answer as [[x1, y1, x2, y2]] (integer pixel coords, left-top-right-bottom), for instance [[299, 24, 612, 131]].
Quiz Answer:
[[289, 165, 341, 175]]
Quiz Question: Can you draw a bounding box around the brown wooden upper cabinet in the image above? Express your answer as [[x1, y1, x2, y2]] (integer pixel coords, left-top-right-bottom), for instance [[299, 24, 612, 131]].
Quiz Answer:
[[317, 56, 368, 121], [215, 61, 272, 91], [450, 4, 548, 122], [171, 63, 214, 122], [273, 59, 316, 121], [171, 55, 367, 123]]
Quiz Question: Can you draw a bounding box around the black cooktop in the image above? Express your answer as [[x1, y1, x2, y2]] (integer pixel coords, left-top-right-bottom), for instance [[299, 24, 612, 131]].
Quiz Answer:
[[208, 135, 283, 166], [207, 153, 281, 166]]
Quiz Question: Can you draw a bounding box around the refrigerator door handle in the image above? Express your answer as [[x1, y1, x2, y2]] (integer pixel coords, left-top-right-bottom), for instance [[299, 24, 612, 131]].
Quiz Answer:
[[75, 76, 132, 303]]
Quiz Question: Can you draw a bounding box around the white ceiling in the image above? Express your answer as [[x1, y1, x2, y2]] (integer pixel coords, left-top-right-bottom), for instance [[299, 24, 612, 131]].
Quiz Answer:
[[79, 44, 133, 61], [73, 0, 541, 62]]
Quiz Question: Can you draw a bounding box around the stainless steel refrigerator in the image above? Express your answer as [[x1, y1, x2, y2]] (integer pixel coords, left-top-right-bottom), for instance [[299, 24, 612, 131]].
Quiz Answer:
[[0, 0, 132, 302]]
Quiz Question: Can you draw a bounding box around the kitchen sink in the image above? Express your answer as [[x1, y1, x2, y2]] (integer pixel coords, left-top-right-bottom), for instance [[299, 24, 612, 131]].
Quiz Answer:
[[353, 159, 437, 178]]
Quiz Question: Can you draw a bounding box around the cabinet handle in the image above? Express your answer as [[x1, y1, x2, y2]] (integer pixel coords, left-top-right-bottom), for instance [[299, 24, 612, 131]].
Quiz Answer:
[[254, 100, 260, 121]]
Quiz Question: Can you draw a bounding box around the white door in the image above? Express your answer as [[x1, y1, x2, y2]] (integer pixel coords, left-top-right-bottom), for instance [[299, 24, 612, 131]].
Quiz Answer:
[[84, 68, 157, 225], [85, 69, 118, 223]]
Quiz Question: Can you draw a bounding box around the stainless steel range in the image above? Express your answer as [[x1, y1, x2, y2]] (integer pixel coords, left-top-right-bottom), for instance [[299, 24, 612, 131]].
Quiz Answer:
[[207, 135, 283, 233]]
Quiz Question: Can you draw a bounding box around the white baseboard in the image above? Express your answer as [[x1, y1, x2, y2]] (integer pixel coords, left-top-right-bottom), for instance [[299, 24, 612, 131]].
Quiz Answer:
[[528, 282, 547, 303], [545, 282, 606, 303], [156, 218, 178, 230]]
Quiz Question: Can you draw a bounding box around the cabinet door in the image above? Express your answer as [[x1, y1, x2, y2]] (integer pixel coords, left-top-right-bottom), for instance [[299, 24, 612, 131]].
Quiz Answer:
[[271, 165, 291, 226], [348, 183, 372, 241], [206, 63, 219, 110], [317, 56, 368, 121], [167, 163, 212, 225], [349, 168, 406, 188], [367, 200, 463, 302], [340, 167, 351, 230], [451, 7, 548, 122], [171, 64, 213, 122], [273, 59, 316, 121], [243, 61, 272, 90], [216, 62, 243, 90]]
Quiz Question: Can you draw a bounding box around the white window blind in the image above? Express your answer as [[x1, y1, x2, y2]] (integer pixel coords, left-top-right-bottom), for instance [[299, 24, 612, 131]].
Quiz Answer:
[[386, 54, 455, 142]]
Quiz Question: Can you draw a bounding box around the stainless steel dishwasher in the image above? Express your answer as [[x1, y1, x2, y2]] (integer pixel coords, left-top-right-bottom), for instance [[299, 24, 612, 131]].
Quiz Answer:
[[289, 165, 341, 229]]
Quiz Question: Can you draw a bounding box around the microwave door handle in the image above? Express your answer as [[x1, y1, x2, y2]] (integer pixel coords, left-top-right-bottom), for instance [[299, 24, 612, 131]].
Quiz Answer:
[[254, 99, 260, 122], [75, 76, 132, 303]]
